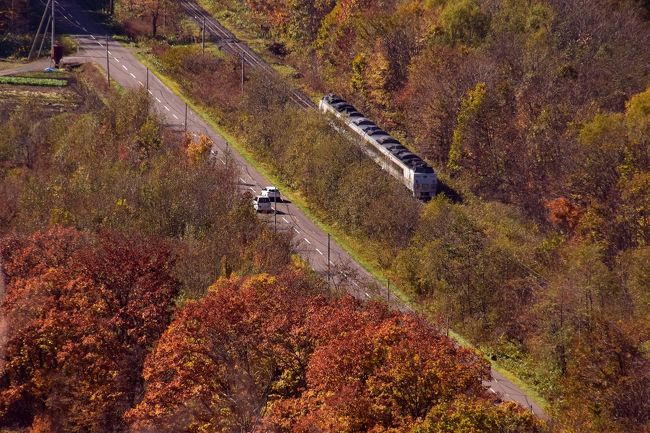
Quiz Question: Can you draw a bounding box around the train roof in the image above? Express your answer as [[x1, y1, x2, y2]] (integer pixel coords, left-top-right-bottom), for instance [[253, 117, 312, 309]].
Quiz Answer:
[[323, 94, 435, 174]]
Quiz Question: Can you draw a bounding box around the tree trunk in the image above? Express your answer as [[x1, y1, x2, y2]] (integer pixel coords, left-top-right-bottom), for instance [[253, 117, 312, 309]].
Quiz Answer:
[[152, 13, 158, 37]]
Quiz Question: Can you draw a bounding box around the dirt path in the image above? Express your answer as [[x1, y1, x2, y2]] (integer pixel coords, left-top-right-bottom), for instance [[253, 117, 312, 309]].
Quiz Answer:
[[0, 58, 51, 77]]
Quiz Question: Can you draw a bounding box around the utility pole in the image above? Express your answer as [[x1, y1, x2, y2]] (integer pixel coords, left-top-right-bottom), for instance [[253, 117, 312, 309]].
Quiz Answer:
[[387, 278, 390, 303], [240, 53, 244, 94], [327, 234, 331, 288], [106, 34, 110, 86], [51, 0, 55, 65], [202, 17, 206, 55]]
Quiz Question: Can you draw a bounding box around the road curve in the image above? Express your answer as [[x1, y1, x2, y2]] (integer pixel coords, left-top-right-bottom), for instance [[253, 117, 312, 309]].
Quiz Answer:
[[48, 0, 547, 419]]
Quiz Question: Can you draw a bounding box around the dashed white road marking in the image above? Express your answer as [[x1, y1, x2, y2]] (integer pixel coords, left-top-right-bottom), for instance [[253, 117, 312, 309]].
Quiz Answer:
[[239, 178, 246, 183], [148, 90, 153, 95], [489, 387, 496, 394], [352, 281, 359, 287], [364, 292, 370, 298], [282, 217, 289, 223], [221, 160, 226, 165], [172, 114, 179, 120], [122, 65, 128, 71], [293, 227, 300, 234], [82, 27, 87, 32], [304, 238, 311, 245], [108, 50, 112, 55], [316, 248, 323, 255], [90, 35, 96, 39], [164, 105, 170, 111], [130, 73, 136, 79], [249, 186, 255, 191], [115, 58, 120, 63], [155, 97, 161, 103], [138, 81, 144, 86]]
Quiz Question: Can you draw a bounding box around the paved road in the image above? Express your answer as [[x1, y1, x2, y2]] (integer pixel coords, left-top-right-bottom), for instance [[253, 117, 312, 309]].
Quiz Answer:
[[51, 0, 381, 300], [46, 0, 547, 419]]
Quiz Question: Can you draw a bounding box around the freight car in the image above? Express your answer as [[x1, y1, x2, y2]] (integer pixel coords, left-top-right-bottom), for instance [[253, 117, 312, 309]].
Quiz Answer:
[[319, 94, 437, 200]]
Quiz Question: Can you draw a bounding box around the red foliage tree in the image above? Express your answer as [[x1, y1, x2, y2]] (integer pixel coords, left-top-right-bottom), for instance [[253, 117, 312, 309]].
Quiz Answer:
[[125, 271, 323, 433], [0, 227, 179, 432], [546, 197, 583, 233], [262, 298, 490, 432]]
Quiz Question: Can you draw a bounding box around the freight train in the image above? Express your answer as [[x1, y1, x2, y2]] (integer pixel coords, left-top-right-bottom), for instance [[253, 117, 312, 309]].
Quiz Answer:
[[319, 94, 437, 200]]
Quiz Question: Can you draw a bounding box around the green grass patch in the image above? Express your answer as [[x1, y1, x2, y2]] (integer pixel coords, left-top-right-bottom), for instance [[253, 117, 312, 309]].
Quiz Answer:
[[12, 70, 70, 80], [0, 76, 67, 87]]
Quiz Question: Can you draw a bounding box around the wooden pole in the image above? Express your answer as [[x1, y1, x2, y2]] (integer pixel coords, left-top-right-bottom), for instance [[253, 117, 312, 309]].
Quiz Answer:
[[184, 103, 188, 132], [106, 34, 110, 86], [202, 17, 206, 55], [51, 0, 55, 64]]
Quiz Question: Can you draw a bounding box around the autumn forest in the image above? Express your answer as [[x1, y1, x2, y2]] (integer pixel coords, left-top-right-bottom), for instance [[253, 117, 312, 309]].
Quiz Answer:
[[1, 0, 649, 432]]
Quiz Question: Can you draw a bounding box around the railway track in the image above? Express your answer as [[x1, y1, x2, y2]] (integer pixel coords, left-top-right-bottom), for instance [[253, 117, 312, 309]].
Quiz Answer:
[[180, 1, 316, 111]]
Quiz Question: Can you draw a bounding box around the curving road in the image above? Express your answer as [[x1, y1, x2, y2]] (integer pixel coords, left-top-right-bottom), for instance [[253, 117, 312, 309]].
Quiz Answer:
[[46, 0, 547, 419]]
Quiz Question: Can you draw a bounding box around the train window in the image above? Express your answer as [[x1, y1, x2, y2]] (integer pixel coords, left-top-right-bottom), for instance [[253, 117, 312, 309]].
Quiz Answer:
[[377, 137, 400, 145]]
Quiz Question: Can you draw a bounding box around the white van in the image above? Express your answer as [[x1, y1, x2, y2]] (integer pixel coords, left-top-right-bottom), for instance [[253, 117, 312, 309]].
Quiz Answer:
[[252, 195, 273, 213]]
